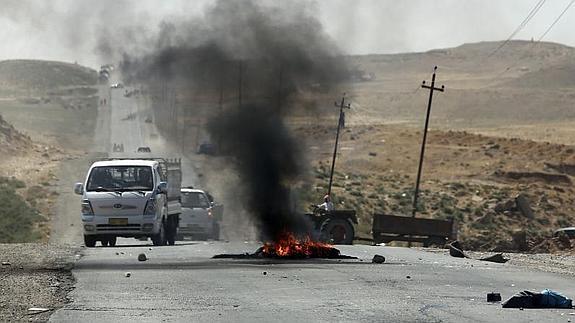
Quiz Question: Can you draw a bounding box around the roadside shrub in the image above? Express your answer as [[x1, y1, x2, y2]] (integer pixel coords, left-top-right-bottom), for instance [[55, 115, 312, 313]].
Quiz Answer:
[[0, 176, 26, 189], [0, 185, 41, 242]]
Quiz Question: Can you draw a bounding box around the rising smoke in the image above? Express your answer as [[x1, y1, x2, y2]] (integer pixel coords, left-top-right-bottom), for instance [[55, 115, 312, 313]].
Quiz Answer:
[[115, 0, 349, 241]]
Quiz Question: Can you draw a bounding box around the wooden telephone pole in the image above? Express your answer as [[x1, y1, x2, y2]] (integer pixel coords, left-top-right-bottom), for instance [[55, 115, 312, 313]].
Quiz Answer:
[[327, 95, 351, 197], [411, 66, 445, 223]]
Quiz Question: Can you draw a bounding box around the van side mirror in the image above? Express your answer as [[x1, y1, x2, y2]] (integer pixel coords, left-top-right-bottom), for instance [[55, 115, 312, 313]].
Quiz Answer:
[[74, 183, 84, 195], [157, 182, 168, 194]]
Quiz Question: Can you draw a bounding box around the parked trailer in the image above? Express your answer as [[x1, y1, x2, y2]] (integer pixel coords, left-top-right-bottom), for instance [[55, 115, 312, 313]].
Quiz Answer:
[[372, 214, 457, 247]]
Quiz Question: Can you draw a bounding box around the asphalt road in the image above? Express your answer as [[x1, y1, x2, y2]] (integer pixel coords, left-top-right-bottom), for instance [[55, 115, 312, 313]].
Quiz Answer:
[[50, 86, 575, 322], [51, 242, 575, 322]]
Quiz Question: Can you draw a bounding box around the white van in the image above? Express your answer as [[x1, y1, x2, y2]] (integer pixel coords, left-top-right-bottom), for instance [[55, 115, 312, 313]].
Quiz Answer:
[[74, 159, 182, 247]]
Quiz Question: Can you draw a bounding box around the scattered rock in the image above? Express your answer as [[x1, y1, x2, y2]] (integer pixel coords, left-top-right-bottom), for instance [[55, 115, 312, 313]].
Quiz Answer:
[[406, 275, 411, 279], [487, 292, 501, 302], [515, 194, 534, 219], [368, 152, 377, 157], [372, 255, 386, 263], [125, 272, 131, 277], [494, 199, 516, 213], [448, 241, 467, 258], [262, 271, 267, 276], [480, 253, 509, 264], [137, 253, 147, 261], [512, 230, 529, 251], [1, 261, 11, 266]]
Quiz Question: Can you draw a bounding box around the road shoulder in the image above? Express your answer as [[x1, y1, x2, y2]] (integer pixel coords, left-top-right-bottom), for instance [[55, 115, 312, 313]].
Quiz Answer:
[[0, 243, 78, 322]]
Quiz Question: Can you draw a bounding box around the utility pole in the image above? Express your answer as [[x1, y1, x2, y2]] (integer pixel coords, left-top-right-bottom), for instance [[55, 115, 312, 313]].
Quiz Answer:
[[327, 94, 351, 197], [411, 66, 445, 221], [238, 60, 243, 108], [277, 65, 284, 114]]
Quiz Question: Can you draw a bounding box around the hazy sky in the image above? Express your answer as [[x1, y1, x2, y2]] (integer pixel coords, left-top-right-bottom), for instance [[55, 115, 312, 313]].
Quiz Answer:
[[0, 0, 574, 67]]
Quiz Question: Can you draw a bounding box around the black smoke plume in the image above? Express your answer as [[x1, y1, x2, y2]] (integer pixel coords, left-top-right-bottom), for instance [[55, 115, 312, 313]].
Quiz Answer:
[[116, 0, 349, 241]]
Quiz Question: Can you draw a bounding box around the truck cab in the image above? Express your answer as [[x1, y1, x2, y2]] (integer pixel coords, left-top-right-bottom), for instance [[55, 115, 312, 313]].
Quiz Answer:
[[74, 159, 182, 247], [178, 188, 223, 240]]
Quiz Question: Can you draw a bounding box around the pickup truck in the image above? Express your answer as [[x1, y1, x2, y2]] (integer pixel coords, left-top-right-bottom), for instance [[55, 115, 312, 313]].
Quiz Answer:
[[74, 158, 182, 247], [178, 188, 223, 240]]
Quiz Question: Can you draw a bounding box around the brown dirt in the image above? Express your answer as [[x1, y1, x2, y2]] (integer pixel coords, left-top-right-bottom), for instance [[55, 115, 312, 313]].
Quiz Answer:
[[293, 123, 575, 253], [0, 115, 69, 240]]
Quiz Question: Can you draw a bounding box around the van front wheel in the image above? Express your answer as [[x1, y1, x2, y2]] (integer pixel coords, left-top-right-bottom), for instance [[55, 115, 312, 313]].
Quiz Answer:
[[151, 222, 166, 246], [84, 235, 96, 248]]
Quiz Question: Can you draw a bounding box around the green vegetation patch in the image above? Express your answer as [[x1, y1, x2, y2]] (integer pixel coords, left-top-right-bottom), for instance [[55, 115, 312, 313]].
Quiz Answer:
[[0, 177, 41, 243]]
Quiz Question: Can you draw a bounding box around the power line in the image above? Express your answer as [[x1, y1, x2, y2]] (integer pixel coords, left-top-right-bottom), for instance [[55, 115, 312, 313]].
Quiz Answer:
[[488, 0, 547, 58], [485, 0, 574, 85], [538, 0, 575, 41]]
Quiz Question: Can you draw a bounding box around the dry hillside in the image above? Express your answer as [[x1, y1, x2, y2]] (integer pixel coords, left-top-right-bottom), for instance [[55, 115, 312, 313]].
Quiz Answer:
[[0, 60, 98, 242], [296, 123, 575, 252], [0, 59, 97, 95], [345, 40, 575, 128]]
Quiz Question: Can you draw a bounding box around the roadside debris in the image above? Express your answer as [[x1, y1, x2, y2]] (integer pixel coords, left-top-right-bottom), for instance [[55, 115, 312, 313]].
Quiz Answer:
[[125, 272, 131, 278], [214, 233, 357, 259], [479, 253, 509, 264], [372, 254, 386, 263], [137, 253, 147, 261], [448, 241, 467, 258], [27, 308, 50, 315], [487, 292, 502, 302], [502, 289, 573, 308], [448, 241, 509, 263]]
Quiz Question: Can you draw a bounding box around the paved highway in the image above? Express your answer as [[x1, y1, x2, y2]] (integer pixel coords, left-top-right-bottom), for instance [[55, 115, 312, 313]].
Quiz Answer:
[[50, 86, 575, 322], [51, 242, 575, 322]]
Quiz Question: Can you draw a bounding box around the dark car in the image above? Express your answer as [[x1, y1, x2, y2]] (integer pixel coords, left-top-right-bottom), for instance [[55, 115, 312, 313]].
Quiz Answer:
[[197, 142, 217, 155], [137, 146, 151, 153], [553, 227, 575, 239]]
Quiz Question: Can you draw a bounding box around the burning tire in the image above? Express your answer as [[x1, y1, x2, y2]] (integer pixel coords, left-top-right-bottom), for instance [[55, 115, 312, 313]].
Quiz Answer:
[[320, 218, 354, 245], [84, 235, 96, 248]]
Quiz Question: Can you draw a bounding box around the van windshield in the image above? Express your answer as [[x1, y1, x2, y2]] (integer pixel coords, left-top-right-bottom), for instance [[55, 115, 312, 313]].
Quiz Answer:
[[87, 166, 154, 192], [181, 192, 209, 208]]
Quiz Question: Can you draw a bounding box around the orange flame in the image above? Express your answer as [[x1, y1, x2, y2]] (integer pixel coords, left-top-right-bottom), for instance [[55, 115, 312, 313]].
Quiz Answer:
[[261, 232, 339, 258]]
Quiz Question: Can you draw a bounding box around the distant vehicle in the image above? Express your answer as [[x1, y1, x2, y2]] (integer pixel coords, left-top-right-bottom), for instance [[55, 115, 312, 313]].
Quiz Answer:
[[100, 64, 115, 72], [197, 142, 217, 155], [73, 158, 182, 247], [553, 227, 575, 239], [137, 146, 151, 153], [178, 188, 223, 240], [145, 116, 153, 123], [112, 143, 124, 153], [110, 83, 124, 89]]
